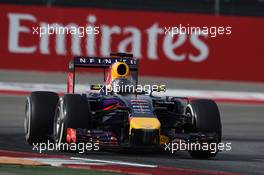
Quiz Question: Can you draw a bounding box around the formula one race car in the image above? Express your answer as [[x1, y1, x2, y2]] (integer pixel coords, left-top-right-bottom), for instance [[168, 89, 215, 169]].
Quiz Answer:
[[24, 53, 222, 158]]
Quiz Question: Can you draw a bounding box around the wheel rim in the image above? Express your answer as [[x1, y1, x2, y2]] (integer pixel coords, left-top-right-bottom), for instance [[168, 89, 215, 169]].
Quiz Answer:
[[185, 104, 196, 132], [56, 111, 60, 135], [186, 105, 193, 122], [54, 107, 61, 142], [24, 97, 31, 141], [54, 101, 64, 144]]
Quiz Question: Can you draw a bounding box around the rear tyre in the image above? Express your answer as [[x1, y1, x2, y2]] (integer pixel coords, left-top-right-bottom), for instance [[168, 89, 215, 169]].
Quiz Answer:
[[186, 99, 222, 159], [24, 91, 59, 145], [54, 94, 90, 147]]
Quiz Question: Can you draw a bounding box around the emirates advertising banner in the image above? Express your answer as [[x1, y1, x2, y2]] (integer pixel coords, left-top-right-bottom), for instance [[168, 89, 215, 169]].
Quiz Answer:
[[0, 4, 263, 82]]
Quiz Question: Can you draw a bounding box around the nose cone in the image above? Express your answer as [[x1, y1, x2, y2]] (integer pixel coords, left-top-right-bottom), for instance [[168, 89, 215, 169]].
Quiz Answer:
[[129, 117, 161, 146], [129, 117, 161, 131]]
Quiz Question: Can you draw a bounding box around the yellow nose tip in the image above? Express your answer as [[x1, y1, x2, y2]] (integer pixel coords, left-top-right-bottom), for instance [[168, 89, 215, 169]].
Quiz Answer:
[[129, 117, 161, 134]]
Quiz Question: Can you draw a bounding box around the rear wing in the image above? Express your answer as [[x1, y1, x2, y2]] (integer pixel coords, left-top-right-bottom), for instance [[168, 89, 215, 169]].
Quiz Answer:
[[69, 56, 138, 71], [67, 53, 138, 93]]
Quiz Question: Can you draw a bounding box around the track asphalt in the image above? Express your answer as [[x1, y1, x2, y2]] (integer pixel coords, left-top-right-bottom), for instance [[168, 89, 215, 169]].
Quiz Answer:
[[0, 70, 263, 174]]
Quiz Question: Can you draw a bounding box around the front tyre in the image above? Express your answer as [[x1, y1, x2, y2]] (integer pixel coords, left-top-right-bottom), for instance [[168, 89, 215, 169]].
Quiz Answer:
[[25, 91, 59, 145], [186, 99, 222, 159], [54, 94, 91, 146]]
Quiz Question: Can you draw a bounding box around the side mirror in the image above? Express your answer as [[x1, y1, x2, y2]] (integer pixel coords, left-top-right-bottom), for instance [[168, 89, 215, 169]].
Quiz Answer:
[[150, 85, 166, 96], [152, 85, 166, 92], [90, 84, 103, 91]]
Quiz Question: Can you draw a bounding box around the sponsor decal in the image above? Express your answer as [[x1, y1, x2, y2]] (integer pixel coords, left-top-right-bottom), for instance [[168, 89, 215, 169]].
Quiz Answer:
[[0, 4, 264, 81]]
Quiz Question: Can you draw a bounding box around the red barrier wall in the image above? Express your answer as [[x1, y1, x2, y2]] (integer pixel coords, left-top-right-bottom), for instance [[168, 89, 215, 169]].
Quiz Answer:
[[0, 4, 263, 82]]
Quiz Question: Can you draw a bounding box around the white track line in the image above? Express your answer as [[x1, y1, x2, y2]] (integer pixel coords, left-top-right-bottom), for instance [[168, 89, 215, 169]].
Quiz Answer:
[[1, 81, 264, 103], [25, 158, 107, 166], [163, 89, 264, 101], [24, 157, 157, 168], [0, 82, 88, 93], [71, 157, 157, 168]]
